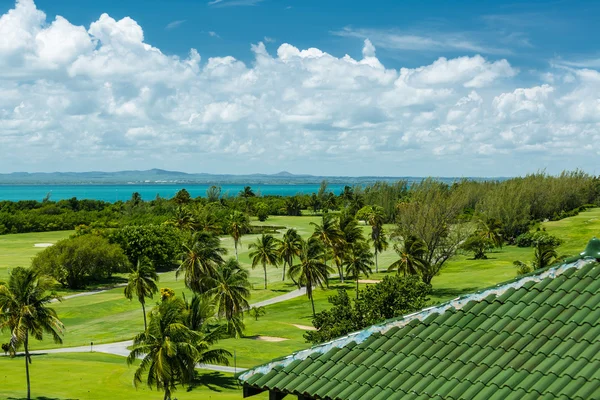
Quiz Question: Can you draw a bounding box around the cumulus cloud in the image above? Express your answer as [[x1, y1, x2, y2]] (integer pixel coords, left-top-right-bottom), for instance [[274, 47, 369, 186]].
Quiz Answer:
[[0, 0, 598, 175]]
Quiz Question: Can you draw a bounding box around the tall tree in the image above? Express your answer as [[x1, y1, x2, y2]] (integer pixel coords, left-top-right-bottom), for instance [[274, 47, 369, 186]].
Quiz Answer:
[[278, 228, 303, 282], [248, 234, 280, 290], [395, 179, 471, 284], [366, 206, 388, 273], [228, 211, 250, 261], [206, 185, 221, 203], [177, 232, 226, 293], [203, 259, 251, 338], [127, 297, 230, 400], [289, 238, 333, 317], [0, 267, 64, 400], [239, 186, 256, 212], [124, 260, 159, 330], [388, 235, 428, 277], [343, 242, 374, 298], [334, 212, 365, 282], [310, 214, 342, 273]]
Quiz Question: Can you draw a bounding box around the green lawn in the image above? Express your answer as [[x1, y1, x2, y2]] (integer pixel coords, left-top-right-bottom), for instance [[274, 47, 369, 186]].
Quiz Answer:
[[0, 231, 73, 281], [0, 353, 264, 400]]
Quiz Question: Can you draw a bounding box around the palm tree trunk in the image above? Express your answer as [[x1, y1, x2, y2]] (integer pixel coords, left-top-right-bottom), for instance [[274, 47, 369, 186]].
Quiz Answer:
[[282, 260, 286, 281], [164, 386, 171, 400], [375, 249, 378, 273], [141, 301, 147, 331], [263, 262, 267, 290], [310, 295, 316, 318], [234, 240, 239, 261], [337, 262, 344, 283], [25, 331, 31, 400], [356, 277, 359, 299]]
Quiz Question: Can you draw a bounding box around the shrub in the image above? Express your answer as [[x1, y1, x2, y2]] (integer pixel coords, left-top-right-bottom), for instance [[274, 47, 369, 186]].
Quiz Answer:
[[31, 235, 129, 289]]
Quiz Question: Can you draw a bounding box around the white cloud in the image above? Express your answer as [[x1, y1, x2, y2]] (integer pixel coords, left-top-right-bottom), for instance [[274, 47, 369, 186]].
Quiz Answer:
[[0, 0, 599, 175], [165, 20, 185, 30], [332, 27, 512, 55]]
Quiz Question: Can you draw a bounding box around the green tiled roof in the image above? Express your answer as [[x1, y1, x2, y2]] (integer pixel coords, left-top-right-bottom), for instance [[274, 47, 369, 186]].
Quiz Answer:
[[239, 254, 600, 399]]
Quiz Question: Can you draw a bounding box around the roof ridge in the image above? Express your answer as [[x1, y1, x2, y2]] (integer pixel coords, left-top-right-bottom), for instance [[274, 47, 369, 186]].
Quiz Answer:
[[239, 258, 595, 381]]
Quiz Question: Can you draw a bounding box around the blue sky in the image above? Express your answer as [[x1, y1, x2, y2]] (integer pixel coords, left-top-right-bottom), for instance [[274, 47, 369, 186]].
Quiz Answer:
[[0, 0, 599, 176], [20, 0, 600, 70]]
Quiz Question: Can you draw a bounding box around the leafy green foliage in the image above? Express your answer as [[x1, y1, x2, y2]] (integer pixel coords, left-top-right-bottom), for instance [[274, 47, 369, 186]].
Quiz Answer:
[[108, 224, 182, 270], [124, 260, 159, 330], [203, 259, 251, 338], [177, 232, 227, 293], [249, 306, 266, 321], [255, 202, 269, 222], [304, 276, 431, 344], [127, 296, 230, 400], [248, 234, 280, 290], [515, 230, 563, 248], [289, 238, 334, 316], [461, 234, 494, 259], [395, 179, 473, 284], [0, 267, 64, 399], [32, 235, 129, 289]]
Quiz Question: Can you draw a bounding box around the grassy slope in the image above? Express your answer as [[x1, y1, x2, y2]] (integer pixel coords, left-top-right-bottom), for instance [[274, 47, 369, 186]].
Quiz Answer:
[[0, 353, 266, 400]]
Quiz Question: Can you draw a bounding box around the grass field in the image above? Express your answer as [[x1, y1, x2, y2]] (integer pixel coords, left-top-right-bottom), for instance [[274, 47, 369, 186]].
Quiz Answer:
[[0, 231, 73, 281], [0, 209, 599, 398], [0, 353, 265, 400]]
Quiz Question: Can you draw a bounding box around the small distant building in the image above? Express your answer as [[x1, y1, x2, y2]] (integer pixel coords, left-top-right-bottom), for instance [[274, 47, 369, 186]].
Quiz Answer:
[[239, 238, 600, 399]]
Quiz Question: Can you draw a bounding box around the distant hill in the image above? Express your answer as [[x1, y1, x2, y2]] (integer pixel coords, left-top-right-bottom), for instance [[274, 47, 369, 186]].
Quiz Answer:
[[0, 169, 497, 185]]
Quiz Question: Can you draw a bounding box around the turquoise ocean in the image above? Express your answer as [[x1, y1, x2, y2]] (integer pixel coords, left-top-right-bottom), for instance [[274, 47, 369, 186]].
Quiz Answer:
[[0, 184, 354, 202]]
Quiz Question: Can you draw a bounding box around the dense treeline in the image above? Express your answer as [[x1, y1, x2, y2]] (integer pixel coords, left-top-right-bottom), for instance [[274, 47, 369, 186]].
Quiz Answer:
[[1, 171, 598, 239]]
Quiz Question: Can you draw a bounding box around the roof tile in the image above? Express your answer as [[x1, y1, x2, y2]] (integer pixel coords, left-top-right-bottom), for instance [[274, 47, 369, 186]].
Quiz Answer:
[[240, 257, 600, 400]]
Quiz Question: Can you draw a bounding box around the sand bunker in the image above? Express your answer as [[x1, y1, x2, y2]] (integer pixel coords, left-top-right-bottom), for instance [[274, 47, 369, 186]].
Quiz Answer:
[[358, 279, 381, 284], [34, 243, 53, 248], [246, 335, 288, 342], [292, 324, 317, 331]]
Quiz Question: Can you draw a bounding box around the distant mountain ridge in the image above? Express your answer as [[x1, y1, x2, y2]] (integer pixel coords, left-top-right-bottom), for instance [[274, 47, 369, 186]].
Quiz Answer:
[[0, 169, 495, 185]]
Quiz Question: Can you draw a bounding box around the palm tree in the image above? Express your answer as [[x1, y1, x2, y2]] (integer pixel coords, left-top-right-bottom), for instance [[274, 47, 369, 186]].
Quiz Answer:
[[367, 206, 388, 273], [228, 211, 250, 261], [168, 206, 196, 231], [127, 297, 230, 400], [204, 259, 251, 338], [515, 241, 561, 275], [310, 214, 342, 269], [477, 216, 504, 249], [289, 238, 333, 317], [248, 234, 280, 289], [0, 267, 64, 400], [533, 242, 559, 269], [249, 306, 266, 321], [343, 242, 374, 298], [278, 229, 303, 281], [124, 260, 159, 330], [388, 235, 428, 277], [239, 186, 256, 212], [177, 231, 227, 293], [183, 293, 215, 331]]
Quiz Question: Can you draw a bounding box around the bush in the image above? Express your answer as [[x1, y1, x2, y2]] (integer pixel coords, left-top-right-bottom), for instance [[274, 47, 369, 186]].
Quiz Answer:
[[32, 235, 129, 289], [107, 225, 182, 270], [305, 276, 431, 344], [515, 231, 563, 248]]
